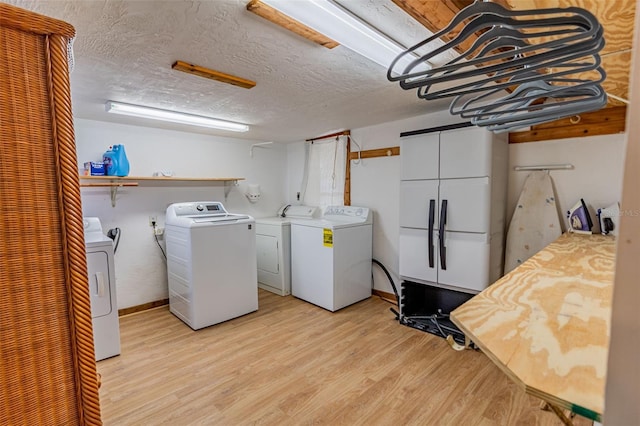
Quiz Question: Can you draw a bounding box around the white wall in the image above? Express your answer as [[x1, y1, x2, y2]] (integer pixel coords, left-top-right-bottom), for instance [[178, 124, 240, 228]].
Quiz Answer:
[[508, 134, 626, 233], [79, 115, 628, 309], [76, 119, 288, 309], [286, 142, 306, 205], [288, 112, 627, 297]]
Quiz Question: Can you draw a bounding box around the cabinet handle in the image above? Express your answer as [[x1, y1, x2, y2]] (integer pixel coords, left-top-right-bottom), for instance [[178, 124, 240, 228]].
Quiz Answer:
[[439, 199, 447, 270], [95, 272, 105, 297], [428, 199, 435, 268]]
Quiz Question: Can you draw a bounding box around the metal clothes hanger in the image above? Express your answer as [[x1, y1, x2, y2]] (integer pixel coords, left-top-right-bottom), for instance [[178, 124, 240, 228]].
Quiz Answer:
[[415, 23, 603, 88], [406, 23, 604, 95], [462, 27, 577, 63], [472, 86, 607, 132], [403, 14, 596, 82], [448, 67, 606, 126], [388, 0, 588, 76], [416, 41, 604, 100], [386, 0, 608, 131], [448, 67, 607, 116], [473, 85, 606, 122], [388, 1, 600, 86]]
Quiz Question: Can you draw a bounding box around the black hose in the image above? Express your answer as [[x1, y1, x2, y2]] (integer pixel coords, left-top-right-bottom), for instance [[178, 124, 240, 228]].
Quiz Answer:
[[107, 227, 121, 254], [152, 224, 167, 260], [372, 258, 399, 305]]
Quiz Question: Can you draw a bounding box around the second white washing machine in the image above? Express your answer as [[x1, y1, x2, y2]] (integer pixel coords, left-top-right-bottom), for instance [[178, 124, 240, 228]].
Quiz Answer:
[[291, 206, 373, 312]]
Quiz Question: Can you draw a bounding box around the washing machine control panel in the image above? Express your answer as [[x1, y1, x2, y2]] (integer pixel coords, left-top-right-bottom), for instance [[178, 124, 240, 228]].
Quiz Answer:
[[172, 202, 228, 216], [324, 206, 370, 222]]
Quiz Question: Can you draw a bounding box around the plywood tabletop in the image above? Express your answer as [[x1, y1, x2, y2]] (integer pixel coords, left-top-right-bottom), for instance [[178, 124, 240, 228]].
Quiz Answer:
[[451, 233, 616, 421]]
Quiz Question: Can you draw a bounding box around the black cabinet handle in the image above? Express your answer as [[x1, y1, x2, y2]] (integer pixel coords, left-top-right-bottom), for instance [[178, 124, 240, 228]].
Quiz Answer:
[[439, 199, 447, 270], [428, 199, 435, 268]]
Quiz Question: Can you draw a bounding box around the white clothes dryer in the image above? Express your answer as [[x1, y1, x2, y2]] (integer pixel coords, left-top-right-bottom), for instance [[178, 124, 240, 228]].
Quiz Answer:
[[290, 206, 373, 312], [165, 201, 258, 330], [83, 217, 121, 361], [255, 205, 318, 296]]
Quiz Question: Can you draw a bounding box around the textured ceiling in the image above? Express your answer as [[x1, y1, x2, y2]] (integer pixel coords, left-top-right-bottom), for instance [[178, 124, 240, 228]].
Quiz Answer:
[[7, 0, 455, 142]]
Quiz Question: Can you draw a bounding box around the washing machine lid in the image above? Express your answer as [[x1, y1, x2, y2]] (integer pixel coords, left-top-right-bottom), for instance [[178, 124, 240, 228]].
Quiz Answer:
[[290, 206, 372, 229], [284, 205, 319, 219], [190, 213, 252, 224], [291, 219, 366, 230], [256, 205, 319, 226], [166, 201, 253, 226], [323, 206, 372, 227]]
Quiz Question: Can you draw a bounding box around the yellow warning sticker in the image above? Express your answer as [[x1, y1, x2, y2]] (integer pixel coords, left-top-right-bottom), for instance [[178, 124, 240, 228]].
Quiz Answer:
[[323, 228, 333, 247]]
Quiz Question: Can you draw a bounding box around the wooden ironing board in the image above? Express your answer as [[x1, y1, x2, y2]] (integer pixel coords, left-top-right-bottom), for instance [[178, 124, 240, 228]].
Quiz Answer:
[[504, 170, 562, 273]]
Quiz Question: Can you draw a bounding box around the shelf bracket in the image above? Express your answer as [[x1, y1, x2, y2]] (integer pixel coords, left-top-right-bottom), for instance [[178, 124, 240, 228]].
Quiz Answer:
[[224, 180, 238, 200], [110, 186, 118, 207], [107, 183, 138, 207]]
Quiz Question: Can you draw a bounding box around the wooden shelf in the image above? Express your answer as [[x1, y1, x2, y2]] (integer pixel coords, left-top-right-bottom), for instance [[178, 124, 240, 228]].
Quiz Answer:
[[79, 176, 244, 207], [80, 182, 139, 188], [79, 175, 244, 182]]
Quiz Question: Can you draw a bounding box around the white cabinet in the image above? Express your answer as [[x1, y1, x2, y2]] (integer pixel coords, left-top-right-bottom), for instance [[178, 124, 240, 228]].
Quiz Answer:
[[399, 126, 507, 294]]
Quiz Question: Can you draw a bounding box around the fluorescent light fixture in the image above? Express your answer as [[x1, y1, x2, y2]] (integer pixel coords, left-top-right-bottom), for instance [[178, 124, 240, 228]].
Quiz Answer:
[[260, 0, 428, 72], [105, 101, 250, 132]]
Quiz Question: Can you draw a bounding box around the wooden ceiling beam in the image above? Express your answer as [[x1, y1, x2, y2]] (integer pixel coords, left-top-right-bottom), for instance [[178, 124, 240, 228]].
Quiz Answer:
[[246, 0, 339, 49], [391, 0, 512, 53], [391, 0, 475, 53], [508, 106, 627, 143], [171, 60, 256, 89]]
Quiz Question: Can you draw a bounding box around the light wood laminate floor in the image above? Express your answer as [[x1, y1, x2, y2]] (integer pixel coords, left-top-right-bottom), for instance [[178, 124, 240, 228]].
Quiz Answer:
[[97, 290, 592, 425]]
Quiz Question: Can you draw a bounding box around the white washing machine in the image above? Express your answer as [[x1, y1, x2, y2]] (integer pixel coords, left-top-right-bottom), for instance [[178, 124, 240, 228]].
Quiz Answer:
[[291, 206, 373, 312], [83, 217, 121, 361], [165, 201, 258, 330], [256, 205, 318, 296]]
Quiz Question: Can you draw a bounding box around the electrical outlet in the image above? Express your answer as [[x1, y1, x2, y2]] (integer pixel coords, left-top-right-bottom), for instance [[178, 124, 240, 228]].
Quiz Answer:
[[154, 227, 164, 236], [149, 215, 157, 226]]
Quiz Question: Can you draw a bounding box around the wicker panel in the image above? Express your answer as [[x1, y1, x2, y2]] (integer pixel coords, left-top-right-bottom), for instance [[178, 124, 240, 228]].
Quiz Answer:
[[0, 4, 101, 425]]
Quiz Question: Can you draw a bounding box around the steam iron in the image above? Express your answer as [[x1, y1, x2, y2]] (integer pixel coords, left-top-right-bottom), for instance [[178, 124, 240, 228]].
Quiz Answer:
[[597, 202, 620, 236], [567, 198, 593, 234]]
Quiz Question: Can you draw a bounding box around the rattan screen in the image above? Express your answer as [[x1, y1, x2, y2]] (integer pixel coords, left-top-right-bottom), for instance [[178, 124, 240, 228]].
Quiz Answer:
[[0, 4, 101, 425]]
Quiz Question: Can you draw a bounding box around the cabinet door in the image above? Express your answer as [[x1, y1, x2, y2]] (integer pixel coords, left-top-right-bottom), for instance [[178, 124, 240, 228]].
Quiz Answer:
[[437, 232, 490, 292], [399, 227, 438, 283], [256, 234, 279, 274], [86, 250, 112, 318], [440, 127, 491, 179], [400, 180, 439, 229], [439, 177, 490, 233], [401, 132, 439, 180]]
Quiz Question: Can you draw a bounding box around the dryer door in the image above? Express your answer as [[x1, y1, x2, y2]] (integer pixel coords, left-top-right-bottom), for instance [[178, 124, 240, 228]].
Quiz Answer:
[[257, 234, 279, 274], [86, 250, 113, 318]]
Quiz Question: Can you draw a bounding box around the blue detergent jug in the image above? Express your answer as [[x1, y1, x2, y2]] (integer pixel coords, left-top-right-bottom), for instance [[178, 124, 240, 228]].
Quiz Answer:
[[103, 144, 130, 176]]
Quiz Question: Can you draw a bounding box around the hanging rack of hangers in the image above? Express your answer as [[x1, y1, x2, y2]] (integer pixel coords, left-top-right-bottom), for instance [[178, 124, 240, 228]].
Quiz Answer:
[[387, 0, 607, 133]]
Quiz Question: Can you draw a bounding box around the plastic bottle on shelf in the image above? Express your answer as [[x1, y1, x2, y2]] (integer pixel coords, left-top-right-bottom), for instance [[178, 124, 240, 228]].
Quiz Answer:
[[103, 146, 115, 175], [103, 144, 130, 176]]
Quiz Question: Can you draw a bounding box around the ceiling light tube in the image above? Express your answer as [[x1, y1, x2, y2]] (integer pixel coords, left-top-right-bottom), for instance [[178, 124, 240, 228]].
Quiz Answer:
[[105, 101, 250, 132], [260, 0, 427, 72]]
